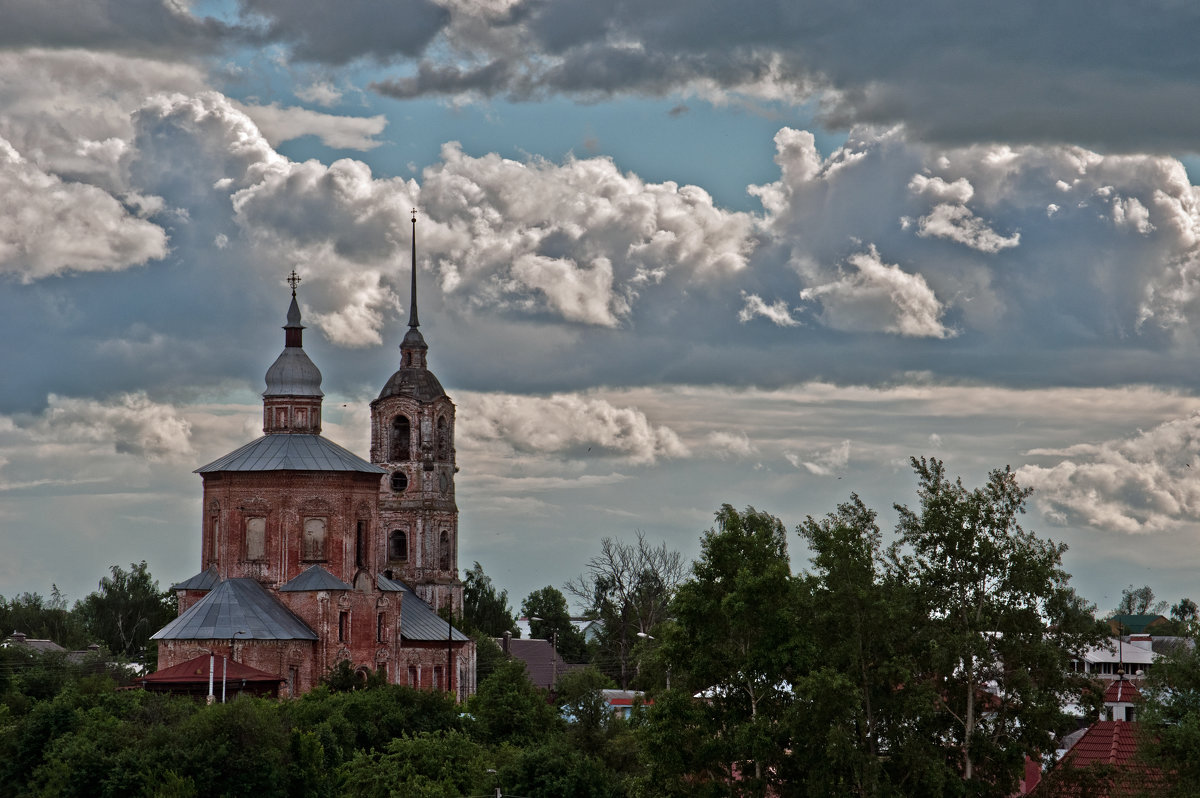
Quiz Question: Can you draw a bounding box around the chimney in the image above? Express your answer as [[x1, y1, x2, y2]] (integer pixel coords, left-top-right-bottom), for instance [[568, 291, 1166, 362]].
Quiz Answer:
[[502, 631, 511, 655]]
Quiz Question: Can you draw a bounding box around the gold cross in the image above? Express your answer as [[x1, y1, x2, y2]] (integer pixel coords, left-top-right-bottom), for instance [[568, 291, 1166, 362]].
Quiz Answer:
[[287, 269, 301, 295]]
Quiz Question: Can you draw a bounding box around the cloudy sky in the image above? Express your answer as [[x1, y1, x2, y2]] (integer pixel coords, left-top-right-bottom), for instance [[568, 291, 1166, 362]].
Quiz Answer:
[[4, 0, 1200, 616]]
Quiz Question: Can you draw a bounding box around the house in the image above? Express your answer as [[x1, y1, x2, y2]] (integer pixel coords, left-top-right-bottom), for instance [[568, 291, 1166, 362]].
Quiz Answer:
[[148, 220, 475, 699], [495, 631, 579, 691], [1068, 635, 1156, 680]]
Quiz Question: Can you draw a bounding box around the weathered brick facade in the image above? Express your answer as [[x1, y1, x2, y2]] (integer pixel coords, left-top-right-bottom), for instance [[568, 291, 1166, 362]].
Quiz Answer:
[[153, 257, 474, 699]]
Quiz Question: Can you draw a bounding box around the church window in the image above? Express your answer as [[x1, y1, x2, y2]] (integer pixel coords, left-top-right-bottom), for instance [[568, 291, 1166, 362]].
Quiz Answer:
[[210, 518, 220, 563], [245, 517, 266, 561], [355, 520, 367, 567], [391, 415, 410, 461], [338, 611, 349, 643], [302, 517, 327, 561], [408, 665, 418, 686], [288, 666, 299, 698], [389, 530, 408, 561], [377, 612, 386, 643], [439, 530, 450, 571], [391, 471, 408, 492], [436, 416, 449, 459], [433, 665, 442, 690]]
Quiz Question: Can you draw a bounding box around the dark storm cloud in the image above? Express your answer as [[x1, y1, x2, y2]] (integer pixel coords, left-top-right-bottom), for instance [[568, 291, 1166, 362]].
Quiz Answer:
[[365, 0, 1200, 150], [237, 0, 450, 64], [0, 0, 231, 55]]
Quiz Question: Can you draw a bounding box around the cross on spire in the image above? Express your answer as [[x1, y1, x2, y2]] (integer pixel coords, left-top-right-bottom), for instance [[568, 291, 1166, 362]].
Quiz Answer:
[[408, 210, 419, 329], [287, 269, 301, 297]]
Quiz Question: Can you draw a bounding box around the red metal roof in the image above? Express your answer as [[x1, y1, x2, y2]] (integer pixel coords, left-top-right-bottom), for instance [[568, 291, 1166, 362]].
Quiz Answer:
[[140, 654, 282, 685]]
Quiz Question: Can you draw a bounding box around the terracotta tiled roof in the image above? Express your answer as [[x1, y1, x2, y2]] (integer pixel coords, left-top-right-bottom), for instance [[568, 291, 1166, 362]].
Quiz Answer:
[[1065, 721, 1139, 768], [1036, 721, 1167, 797], [1103, 679, 1142, 705]]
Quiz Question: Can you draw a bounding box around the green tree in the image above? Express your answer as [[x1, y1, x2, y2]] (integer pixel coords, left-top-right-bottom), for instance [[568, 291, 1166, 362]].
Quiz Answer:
[[468, 657, 559, 746], [1114, 584, 1168, 616], [1171, 597, 1198, 624], [521, 586, 587, 663], [461, 561, 518, 638], [0, 587, 89, 649], [888, 457, 1104, 795], [339, 730, 490, 798], [1136, 630, 1200, 796], [75, 562, 176, 664], [654, 505, 802, 797], [567, 532, 684, 689]]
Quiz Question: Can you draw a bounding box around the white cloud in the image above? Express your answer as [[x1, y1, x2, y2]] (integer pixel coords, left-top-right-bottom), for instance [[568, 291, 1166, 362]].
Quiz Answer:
[[0, 137, 168, 281], [1018, 413, 1200, 535], [738, 292, 800, 327], [456, 391, 690, 464], [232, 101, 386, 150], [799, 247, 953, 338]]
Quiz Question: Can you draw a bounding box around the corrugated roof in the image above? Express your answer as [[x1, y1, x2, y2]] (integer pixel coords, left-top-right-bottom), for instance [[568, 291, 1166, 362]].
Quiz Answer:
[[151, 578, 317, 641], [195, 434, 385, 474], [377, 575, 469, 642], [172, 566, 220, 591], [280, 565, 352, 592]]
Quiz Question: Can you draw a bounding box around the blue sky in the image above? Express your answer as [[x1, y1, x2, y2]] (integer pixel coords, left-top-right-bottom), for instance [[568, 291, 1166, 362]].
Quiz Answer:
[[4, 0, 1200, 616]]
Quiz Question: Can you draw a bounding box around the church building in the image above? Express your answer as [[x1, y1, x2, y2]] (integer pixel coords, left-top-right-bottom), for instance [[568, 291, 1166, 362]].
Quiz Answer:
[[149, 217, 475, 699]]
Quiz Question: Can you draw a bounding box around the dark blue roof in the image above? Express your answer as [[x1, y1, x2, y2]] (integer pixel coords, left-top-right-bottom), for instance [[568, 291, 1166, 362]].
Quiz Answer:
[[196, 434, 385, 474], [377, 575, 469, 642], [171, 566, 220, 591], [280, 565, 352, 592], [151, 578, 317, 641]]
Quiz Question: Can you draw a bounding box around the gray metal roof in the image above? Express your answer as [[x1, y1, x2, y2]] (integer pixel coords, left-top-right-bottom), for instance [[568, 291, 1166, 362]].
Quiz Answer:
[[376, 367, 447, 403], [264, 347, 324, 397], [171, 566, 220, 591], [377, 575, 469, 642], [280, 565, 352, 592], [195, 434, 386, 474], [151, 578, 318, 641]]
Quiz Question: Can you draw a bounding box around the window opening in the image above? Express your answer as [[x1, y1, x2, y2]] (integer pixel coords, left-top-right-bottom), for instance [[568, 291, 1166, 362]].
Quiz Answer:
[[390, 530, 408, 561], [391, 416, 410, 461]]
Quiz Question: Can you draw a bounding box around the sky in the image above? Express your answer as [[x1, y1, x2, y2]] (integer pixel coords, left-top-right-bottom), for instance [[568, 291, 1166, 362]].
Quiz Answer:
[[4, 0, 1200, 617]]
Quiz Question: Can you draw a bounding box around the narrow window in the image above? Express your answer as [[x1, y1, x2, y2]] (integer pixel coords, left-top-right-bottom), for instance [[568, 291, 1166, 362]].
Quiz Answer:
[[391, 416, 411, 461], [436, 416, 449, 459], [439, 530, 450, 571], [433, 665, 442, 690], [246, 517, 266, 561], [377, 612, 386, 643], [355, 520, 367, 567], [288, 666, 299, 698], [408, 665, 418, 686], [210, 518, 220, 563], [390, 530, 408, 562], [302, 518, 326, 561], [338, 611, 349, 643]]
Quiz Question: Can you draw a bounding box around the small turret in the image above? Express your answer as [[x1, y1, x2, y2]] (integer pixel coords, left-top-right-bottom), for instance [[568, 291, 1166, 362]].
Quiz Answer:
[[263, 271, 324, 434]]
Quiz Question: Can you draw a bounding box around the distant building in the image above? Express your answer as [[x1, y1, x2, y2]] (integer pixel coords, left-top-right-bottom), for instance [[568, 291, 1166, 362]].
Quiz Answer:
[[149, 219, 475, 699], [1068, 635, 1156, 680], [1105, 614, 1170, 635], [495, 631, 579, 691]]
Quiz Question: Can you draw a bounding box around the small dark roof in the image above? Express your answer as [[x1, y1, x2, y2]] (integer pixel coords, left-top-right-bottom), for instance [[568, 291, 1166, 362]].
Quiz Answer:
[[141, 654, 283, 686], [280, 565, 352, 592], [494, 637, 580, 690], [196, 434, 385, 474], [377, 575, 469, 642], [151, 578, 317, 641], [376, 367, 447, 403], [1106, 614, 1169, 634], [3, 632, 66, 654], [172, 565, 220, 591]]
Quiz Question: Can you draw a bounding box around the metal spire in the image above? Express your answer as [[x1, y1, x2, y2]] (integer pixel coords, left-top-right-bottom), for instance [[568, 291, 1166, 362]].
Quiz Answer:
[[408, 209, 419, 329]]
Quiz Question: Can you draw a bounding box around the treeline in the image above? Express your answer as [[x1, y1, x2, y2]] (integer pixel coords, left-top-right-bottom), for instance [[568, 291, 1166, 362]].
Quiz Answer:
[[0, 561, 175, 666], [10, 457, 1200, 796]]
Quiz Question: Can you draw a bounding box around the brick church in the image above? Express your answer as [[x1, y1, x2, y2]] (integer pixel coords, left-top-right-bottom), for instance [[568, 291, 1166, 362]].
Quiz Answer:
[[149, 217, 475, 699]]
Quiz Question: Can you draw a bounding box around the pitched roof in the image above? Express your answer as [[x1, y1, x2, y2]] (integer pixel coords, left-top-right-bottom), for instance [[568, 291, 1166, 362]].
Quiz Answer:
[[1037, 721, 1167, 797], [172, 565, 220, 591], [141, 654, 283, 685], [1103, 679, 1143, 704], [1106, 614, 1170, 634], [377, 575, 469, 642], [151, 578, 317, 641], [195, 434, 385, 474], [494, 636, 580, 690], [279, 565, 352, 592]]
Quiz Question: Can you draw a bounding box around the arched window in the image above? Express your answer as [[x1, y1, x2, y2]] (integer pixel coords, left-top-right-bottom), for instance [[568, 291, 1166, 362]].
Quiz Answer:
[[390, 470, 408, 492], [391, 415, 410, 461], [439, 530, 450, 571], [302, 517, 326, 561], [436, 416, 449, 459], [245, 517, 266, 561], [389, 530, 408, 561]]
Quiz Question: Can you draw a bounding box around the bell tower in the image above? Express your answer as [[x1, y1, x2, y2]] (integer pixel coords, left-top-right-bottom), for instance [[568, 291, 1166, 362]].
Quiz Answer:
[[370, 212, 461, 611]]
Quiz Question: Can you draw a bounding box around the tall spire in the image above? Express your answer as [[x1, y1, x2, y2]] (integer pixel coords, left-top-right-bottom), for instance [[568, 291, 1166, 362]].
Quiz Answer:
[[407, 210, 419, 329]]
